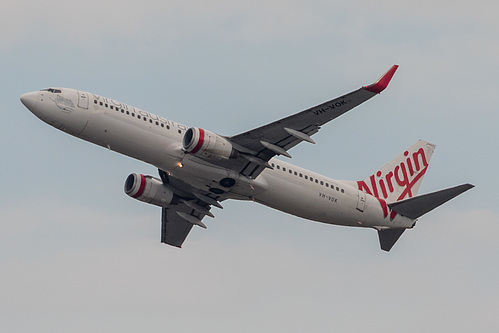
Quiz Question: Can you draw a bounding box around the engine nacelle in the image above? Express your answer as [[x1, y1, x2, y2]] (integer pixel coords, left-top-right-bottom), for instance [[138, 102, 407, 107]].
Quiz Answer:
[[124, 173, 178, 207], [183, 127, 238, 160]]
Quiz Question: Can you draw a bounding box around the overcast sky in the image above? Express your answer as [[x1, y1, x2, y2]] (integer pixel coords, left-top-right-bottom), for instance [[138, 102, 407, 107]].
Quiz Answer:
[[2, 0, 498, 332]]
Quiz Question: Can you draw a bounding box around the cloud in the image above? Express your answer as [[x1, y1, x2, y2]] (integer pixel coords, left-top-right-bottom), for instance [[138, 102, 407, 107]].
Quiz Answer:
[[4, 1, 498, 331], [1, 196, 498, 332], [5, 0, 497, 52]]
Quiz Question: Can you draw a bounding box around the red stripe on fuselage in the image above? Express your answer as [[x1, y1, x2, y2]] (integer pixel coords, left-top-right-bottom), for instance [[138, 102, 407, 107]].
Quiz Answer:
[[190, 128, 205, 154]]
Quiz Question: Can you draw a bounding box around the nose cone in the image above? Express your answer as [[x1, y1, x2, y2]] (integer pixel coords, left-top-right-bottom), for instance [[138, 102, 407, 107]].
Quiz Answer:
[[20, 92, 39, 111]]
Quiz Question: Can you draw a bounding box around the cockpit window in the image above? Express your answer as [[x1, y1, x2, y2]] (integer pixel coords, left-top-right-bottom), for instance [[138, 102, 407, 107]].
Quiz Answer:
[[40, 88, 62, 93]]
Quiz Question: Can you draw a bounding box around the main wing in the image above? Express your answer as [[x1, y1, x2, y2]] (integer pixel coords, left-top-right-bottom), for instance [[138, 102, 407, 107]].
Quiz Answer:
[[161, 205, 194, 247], [224, 65, 399, 179], [161, 202, 208, 247]]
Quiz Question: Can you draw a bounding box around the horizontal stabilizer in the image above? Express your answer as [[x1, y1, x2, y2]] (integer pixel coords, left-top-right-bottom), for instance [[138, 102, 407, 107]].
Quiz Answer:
[[388, 184, 474, 219], [378, 228, 405, 252]]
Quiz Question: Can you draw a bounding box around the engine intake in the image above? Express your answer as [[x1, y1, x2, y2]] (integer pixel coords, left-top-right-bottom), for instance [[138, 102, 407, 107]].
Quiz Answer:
[[183, 127, 238, 160], [124, 173, 178, 207]]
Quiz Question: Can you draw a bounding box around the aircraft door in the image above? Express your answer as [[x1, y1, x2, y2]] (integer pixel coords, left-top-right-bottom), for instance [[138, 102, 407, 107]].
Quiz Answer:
[[77, 91, 89, 109], [356, 191, 366, 212]]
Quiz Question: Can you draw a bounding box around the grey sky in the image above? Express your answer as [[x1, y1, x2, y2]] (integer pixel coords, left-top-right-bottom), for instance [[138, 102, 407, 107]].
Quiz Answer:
[[1, 0, 498, 332]]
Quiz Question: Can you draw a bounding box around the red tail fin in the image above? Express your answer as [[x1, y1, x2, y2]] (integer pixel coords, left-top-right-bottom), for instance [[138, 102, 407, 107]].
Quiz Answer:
[[357, 140, 436, 203]]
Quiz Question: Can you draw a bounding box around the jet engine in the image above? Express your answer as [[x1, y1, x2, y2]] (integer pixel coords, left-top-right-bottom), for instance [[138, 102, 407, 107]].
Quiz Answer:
[[183, 127, 239, 160], [124, 173, 178, 207]]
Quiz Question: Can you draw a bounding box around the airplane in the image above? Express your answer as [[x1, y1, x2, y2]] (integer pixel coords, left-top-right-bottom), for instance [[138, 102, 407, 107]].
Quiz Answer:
[[20, 65, 473, 251]]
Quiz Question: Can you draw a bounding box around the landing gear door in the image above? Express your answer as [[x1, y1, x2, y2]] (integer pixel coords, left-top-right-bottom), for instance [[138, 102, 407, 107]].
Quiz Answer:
[[77, 91, 89, 109], [356, 191, 366, 212]]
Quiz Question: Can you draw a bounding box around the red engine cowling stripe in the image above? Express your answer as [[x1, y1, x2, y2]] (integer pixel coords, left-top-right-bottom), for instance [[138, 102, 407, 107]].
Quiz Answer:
[[132, 174, 147, 198], [190, 128, 205, 154]]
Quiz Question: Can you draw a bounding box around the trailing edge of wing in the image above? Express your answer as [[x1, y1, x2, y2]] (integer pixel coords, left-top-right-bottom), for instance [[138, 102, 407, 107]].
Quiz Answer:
[[225, 65, 400, 179]]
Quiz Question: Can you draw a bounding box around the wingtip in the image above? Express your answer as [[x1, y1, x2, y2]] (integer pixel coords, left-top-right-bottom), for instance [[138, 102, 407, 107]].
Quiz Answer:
[[364, 64, 399, 94]]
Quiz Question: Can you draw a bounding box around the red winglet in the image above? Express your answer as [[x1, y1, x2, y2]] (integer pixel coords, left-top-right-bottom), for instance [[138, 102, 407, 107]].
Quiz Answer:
[[364, 65, 399, 94]]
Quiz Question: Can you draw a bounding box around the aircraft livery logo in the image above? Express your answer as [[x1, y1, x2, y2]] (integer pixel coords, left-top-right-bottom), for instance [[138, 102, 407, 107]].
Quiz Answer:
[[357, 148, 429, 201]]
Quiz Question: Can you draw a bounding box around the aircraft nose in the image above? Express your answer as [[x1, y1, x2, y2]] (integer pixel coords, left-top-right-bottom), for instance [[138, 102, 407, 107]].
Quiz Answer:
[[20, 92, 39, 111]]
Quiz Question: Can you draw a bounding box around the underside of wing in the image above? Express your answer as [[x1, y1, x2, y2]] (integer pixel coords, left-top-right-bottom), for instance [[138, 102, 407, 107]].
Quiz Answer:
[[161, 205, 194, 248], [158, 170, 222, 247]]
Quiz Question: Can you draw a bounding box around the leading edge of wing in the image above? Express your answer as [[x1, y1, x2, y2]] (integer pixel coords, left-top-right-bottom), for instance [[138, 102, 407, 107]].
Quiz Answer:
[[229, 64, 399, 156], [201, 65, 399, 180]]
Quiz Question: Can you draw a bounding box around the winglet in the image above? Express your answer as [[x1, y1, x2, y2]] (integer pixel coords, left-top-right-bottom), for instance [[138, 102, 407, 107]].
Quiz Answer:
[[364, 65, 399, 94]]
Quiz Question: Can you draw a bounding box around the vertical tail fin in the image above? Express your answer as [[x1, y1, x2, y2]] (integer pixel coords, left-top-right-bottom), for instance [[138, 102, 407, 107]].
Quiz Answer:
[[357, 140, 436, 203], [351, 140, 473, 252]]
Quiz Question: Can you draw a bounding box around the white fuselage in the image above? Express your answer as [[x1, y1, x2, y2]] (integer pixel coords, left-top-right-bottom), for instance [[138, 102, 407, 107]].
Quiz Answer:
[[21, 88, 415, 230]]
